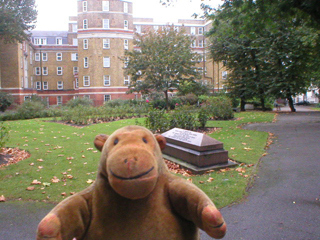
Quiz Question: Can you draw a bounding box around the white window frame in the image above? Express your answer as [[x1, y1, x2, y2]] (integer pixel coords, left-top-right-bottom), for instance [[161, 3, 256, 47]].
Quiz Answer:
[[43, 81, 48, 90], [42, 67, 48, 75], [199, 40, 203, 48], [191, 27, 196, 35], [103, 39, 110, 49], [42, 52, 48, 61], [57, 96, 62, 105], [73, 38, 78, 46], [73, 67, 78, 75], [83, 1, 88, 12], [57, 81, 64, 90], [35, 81, 41, 90], [104, 94, 111, 102], [83, 39, 88, 49], [34, 37, 47, 45], [124, 39, 129, 50], [56, 37, 62, 45], [135, 25, 141, 34], [83, 76, 90, 86], [103, 19, 110, 29], [222, 71, 228, 80], [35, 67, 41, 75], [57, 66, 63, 75], [124, 2, 128, 13], [102, 1, 109, 11], [124, 20, 128, 30], [153, 26, 159, 31], [35, 53, 40, 61], [103, 75, 110, 86], [84, 57, 89, 68], [198, 27, 204, 35], [71, 53, 78, 61], [124, 76, 130, 86], [72, 24, 78, 33], [103, 57, 110, 68], [124, 57, 129, 68], [83, 19, 88, 29], [56, 52, 62, 61], [75, 78, 79, 88]]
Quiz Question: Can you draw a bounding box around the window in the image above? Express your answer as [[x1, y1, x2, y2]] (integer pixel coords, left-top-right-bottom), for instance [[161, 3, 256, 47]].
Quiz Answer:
[[83, 76, 90, 86], [56, 37, 62, 45], [104, 95, 111, 102], [124, 39, 129, 50], [34, 37, 47, 45], [124, 20, 128, 30], [57, 96, 62, 105], [103, 75, 110, 86], [198, 27, 204, 35], [56, 52, 62, 61], [73, 67, 78, 75], [191, 40, 196, 48], [57, 81, 64, 89], [103, 57, 110, 68], [42, 52, 48, 61], [83, 39, 88, 49], [153, 26, 159, 31], [83, 19, 88, 29], [222, 71, 228, 80], [72, 24, 78, 32], [199, 40, 203, 48], [42, 67, 48, 75], [35, 67, 41, 75], [103, 19, 110, 29], [84, 57, 89, 68], [83, 1, 87, 12], [103, 39, 110, 49], [43, 81, 48, 90], [71, 53, 78, 61], [135, 25, 141, 34], [35, 81, 41, 90], [35, 53, 40, 61], [124, 57, 129, 68], [73, 38, 78, 46], [57, 67, 63, 75], [174, 26, 179, 32], [190, 27, 196, 35], [124, 2, 128, 13], [102, 1, 109, 11], [124, 76, 130, 86], [75, 78, 79, 88]]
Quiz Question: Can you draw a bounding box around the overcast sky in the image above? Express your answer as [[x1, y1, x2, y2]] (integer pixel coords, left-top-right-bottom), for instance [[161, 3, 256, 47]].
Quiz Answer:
[[34, 0, 222, 31]]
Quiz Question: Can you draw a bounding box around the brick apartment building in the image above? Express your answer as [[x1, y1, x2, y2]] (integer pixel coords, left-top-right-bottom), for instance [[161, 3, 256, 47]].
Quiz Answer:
[[0, 0, 228, 106]]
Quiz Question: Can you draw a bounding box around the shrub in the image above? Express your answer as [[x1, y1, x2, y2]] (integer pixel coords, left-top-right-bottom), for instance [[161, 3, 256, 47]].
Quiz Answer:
[[66, 98, 93, 108], [178, 93, 198, 106], [202, 96, 234, 120], [16, 96, 48, 119], [0, 92, 14, 112], [0, 121, 10, 148], [198, 108, 209, 128], [170, 109, 197, 130]]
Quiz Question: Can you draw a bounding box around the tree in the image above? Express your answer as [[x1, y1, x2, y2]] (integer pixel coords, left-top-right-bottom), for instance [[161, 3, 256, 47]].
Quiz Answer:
[[124, 26, 201, 110], [0, 0, 37, 43], [206, 0, 319, 112], [0, 92, 14, 112]]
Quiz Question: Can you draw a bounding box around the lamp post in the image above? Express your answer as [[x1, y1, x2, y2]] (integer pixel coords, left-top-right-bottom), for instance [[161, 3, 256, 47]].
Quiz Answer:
[[39, 45, 42, 90]]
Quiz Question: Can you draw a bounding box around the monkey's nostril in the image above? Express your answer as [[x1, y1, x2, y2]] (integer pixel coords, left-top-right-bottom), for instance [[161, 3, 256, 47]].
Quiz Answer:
[[124, 159, 128, 163]]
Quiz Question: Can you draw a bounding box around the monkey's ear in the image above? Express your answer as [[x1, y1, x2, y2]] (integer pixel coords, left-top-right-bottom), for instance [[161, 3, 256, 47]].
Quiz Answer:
[[155, 134, 166, 151], [94, 134, 108, 152]]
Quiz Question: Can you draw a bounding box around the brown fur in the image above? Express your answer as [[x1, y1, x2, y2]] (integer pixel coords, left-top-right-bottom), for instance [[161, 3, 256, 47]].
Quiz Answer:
[[37, 126, 226, 240]]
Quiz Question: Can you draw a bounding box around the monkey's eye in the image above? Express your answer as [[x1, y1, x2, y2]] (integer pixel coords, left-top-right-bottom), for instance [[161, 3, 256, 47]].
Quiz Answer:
[[142, 137, 148, 144], [114, 138, 119, 145]]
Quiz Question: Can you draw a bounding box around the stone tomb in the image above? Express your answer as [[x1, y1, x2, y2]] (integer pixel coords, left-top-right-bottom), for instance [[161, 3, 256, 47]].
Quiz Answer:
[[162, 128, 236, 173]]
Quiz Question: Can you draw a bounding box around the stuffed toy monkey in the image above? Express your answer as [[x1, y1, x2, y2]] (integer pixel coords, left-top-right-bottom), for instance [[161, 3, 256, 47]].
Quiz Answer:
[[37, 125, 226, 240]]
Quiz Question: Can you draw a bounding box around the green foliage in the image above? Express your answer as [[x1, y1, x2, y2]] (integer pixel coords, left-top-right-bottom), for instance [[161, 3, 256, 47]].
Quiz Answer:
[[15, 96, 47, 119], [202, 96, 234, 120], [0, 121, 10, 148], [198, 108, 209, 128], [0, 92, 14, 112], [177, 80, 211, 96], [0, 0, 37, 43], [66, 98, 93, 108], [124, 25, 201, 109], [178, 93, 199, 106], [169, 108, 197, 130]]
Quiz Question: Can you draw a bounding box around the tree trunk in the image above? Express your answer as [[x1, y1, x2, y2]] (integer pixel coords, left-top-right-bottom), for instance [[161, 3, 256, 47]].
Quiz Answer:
[[240, 98, 246, 111], [164, 90, 169, 112], [287, 96, 296, 112], [260, 96, 266, 111]]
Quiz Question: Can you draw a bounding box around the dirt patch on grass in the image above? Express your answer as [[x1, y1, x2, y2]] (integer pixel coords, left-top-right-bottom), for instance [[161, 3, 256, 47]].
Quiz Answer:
[[0, 148, 30, 167]]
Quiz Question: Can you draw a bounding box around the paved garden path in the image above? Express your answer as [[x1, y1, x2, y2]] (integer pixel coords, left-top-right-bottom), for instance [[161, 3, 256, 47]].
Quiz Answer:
[[201, 111, 320, 240]]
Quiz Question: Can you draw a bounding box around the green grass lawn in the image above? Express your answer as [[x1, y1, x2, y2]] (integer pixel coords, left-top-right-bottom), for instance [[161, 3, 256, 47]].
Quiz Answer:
[[0, 111, 275, 208]]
